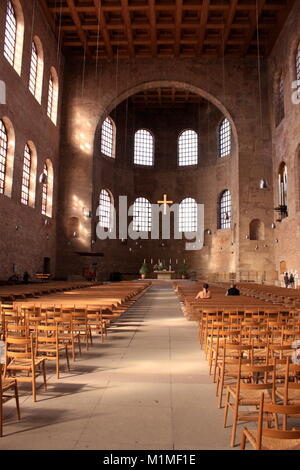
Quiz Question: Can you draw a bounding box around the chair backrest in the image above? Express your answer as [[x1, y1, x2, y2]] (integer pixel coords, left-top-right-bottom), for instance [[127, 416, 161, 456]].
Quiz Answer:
[[5, 335, 34, 359], [255, 393, 300, 449]]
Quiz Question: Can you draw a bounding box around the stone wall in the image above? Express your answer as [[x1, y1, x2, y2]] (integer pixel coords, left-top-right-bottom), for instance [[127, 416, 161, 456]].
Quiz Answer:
[[268, 0, 300, 285], [0, 0, 63, 279], [56, 52, 275, 281]]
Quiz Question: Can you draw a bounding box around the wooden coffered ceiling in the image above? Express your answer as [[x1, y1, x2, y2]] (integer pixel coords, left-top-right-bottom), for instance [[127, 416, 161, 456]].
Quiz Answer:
[[39, 0, 296, 60], [130, 87, 206, 107]]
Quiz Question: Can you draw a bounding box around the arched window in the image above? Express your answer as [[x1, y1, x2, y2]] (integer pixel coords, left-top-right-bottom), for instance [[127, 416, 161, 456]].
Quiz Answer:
[[101, 117, 116, 158], [178, 130, 198, 166], [29, 38, 44, 103], [275, 73, 284, 126], [0, 120, 8, 195], [219, 118, 231, 158], [41, 159, 53, 217], [133, 197, 151, 232], [249, 219, 265, 241], [3, 0, 24, 75], [99, 189, 113, 229], [21, 144, 31, 205], [218, 190, 232, 229], [21, 142, 37, 207], [179, 198, 197, 232], [296, 42, 300, 79], [47, 67, 59, 125], [296, 42, 300, 100], [278, 162, 288, 217], [134, 129, 154, 166]]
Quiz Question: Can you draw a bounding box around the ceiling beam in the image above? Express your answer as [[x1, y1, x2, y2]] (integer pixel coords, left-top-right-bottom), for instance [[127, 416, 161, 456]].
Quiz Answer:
[[241, 0, 266, 56], [65, 0, 92, 57], [196, 0, 210, 56], [219, 0, 238, 57], [120, 0, 135, 58], [174, 0, 183, 58], [148, 0, 157, 57], [93, 0, 113, 59]]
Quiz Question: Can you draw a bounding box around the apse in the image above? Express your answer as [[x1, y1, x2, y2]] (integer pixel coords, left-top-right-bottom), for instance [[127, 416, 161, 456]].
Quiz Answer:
[[91, 85, 238, 281]]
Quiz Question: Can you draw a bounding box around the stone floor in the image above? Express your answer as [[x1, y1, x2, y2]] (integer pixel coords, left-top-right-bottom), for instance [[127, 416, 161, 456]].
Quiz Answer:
[[0, 283, 240, 450]]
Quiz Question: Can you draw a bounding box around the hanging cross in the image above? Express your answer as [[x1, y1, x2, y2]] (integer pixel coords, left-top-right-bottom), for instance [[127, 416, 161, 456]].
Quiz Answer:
[[157, 194, 173, 215]]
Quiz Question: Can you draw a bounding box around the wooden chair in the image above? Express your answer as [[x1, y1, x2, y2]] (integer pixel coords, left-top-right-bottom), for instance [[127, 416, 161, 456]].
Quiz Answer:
[[86, 307, 108, 343], [72, 308, 92, 350], [0, 363, 21, 437], [35, 325, 70, 379], [55, 314, 81, 361], [216, 342, 253, 408], [240, 393, 300, 450], [224, 360, 276, 447], [4, 335, 47, 402]]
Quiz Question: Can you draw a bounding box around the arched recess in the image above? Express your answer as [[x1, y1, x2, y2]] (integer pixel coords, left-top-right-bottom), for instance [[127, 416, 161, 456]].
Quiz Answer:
[[1, 116, 15, 198], [249, 219, 265, 241], [95, 80, 239, 150]]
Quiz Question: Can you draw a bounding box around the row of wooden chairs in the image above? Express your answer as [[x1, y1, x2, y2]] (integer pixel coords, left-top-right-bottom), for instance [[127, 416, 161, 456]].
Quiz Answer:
[[0, 281, 151, 437], [176, 282, 300, 450]]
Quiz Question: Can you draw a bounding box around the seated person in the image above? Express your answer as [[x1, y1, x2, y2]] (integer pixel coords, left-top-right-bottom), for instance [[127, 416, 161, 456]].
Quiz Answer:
[[226, 284, 240, 296], [196, 283, 211, 299]]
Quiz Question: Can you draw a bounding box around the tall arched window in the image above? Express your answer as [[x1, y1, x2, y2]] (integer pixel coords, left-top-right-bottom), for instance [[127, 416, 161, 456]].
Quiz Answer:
[[178, 130, 198, 166], [21, 144, 31, 205], [219, 118, 231, 158], [101, 117, 116, 158], [218, 190, 232, 229], [179, 198, 197, 232], [29, 37, 44, 103], [278, 162, 288, 217], [47, 67, 59, 125], [133, 197, 151, 232], [21, 142, 37, 207], [99, 189, 113, 229], [296, 42, 300, 101], [3, 0, 24, 75], [275, 73, 284, 126], [134, 129, 154, 165], [41, 159, 53, 217], [0, 120, 8, 195]]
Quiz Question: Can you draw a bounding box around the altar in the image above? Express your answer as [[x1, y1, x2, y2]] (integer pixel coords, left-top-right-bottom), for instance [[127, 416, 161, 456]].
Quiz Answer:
[[154, 270, 175, 280]]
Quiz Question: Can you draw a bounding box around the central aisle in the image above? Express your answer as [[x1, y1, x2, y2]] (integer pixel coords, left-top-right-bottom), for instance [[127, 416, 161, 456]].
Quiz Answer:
[[0, 284, 233, 450]]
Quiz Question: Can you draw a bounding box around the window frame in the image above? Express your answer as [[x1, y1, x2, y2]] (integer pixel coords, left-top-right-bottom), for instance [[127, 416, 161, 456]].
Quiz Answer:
[[218, 118, 232, 159], [100, 117, 116, 159], [179, 197, 198, 233], [132, 197, 152, 232], [218, 190, 232, 229], [134, 129, 154, 166], [178, 129, 198, 167]]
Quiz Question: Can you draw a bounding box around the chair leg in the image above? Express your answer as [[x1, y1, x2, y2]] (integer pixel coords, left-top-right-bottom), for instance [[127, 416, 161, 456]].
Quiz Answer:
[[240, 430, 247, 450], [56, 354, 60, 379], [223, 389, 230, 428], [32, 373, 37, 402], [230, 401, 239, 447], [65, 346, 70, 371], [15, 382, 21, 420], [42, 361, 47, 391], [0, 394, 3, 437]]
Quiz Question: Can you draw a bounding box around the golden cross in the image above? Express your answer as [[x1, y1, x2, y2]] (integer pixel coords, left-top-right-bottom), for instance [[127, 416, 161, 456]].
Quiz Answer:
[[157, 194, 173, 215]]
